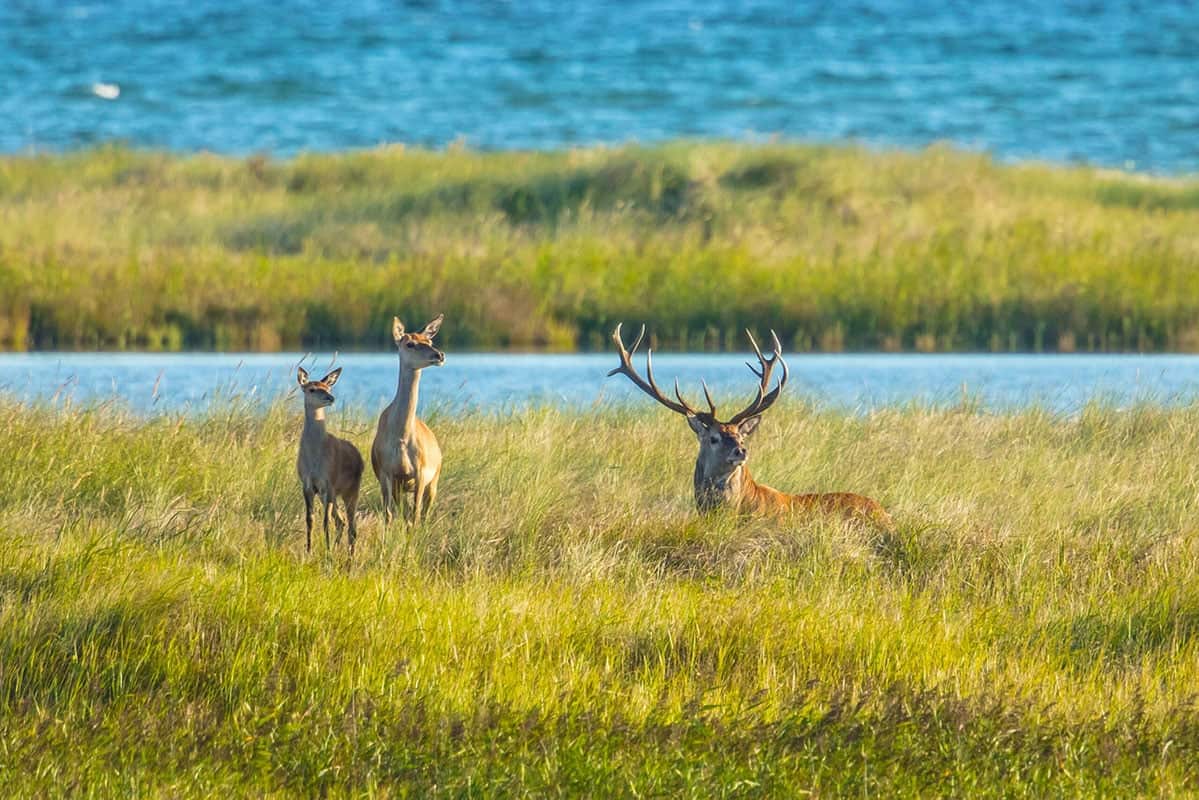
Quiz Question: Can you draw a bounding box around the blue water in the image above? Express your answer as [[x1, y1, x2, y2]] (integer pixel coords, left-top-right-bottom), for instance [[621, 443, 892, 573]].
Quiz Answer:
[[2, 352, 1199, 415], [4, 1, 1197, 171]]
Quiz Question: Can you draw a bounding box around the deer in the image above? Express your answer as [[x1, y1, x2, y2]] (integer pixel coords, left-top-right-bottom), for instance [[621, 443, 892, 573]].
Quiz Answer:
[[371, 313, 445, 525], [295, 366, 365, 554], [608, 324, 893, 529]]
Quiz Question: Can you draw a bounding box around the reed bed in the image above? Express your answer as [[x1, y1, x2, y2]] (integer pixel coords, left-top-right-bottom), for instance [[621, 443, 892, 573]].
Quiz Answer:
[[1, 398, 1198, 794], [2, 142, 1198, 352]]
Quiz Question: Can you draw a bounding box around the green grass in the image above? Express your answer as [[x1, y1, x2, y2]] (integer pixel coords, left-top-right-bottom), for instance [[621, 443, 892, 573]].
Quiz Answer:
[[2, 141, 1199, 352], [3, 398, 1199, 795]]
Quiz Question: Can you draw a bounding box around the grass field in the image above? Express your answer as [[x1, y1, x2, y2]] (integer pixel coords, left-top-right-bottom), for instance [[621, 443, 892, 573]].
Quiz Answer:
[[2, 141, 1199, 352], [2, 396, 1199, 795]]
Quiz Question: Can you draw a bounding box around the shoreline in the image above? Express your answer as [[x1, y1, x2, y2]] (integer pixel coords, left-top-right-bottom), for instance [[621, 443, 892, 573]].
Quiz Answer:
[[2, 140, 1197, 354]]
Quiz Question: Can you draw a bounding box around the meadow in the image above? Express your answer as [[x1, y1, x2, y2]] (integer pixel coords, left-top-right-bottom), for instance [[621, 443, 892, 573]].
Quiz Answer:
[[2, 396, 1199, 795], [2, 141, 1199, 353]]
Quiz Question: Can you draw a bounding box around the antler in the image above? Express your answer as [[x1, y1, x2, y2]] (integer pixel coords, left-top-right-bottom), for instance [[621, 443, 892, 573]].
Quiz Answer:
[[609, 324, 784, 424], [725, 329, 789, 425], [608, 323, 712, 418]]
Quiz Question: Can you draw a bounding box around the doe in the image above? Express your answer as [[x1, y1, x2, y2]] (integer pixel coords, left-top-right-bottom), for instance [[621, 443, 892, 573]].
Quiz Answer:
[[371, 314, 446, 525], [296, 366, 364, 553]]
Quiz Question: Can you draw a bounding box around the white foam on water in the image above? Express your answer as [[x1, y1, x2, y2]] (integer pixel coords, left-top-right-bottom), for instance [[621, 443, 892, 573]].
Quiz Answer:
[[91, 82, 120, 100]]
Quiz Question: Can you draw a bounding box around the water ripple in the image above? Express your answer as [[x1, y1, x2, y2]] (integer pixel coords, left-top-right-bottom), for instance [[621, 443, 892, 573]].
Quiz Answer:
[[1, 1, 1195, 171]]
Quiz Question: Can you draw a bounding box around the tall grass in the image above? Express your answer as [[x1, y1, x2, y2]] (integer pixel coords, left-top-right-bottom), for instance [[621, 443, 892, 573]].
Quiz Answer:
[[2, 142, 1199, 352], [2, 398, 1199, 794]]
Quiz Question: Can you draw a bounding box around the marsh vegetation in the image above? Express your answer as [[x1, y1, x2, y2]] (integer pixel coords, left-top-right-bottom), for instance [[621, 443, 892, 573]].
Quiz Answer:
[[3, 142, 1198, 352], [2, 400, 1198, 794]]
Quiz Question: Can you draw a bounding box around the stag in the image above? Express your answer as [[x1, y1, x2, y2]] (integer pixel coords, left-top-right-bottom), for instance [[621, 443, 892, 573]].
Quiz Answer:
[[608, 324, 892, 527]]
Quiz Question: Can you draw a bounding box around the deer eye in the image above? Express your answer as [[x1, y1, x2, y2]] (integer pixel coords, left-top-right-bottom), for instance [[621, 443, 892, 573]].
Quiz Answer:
[[406, 342, 415, 349], [709, 436, 719, 444]]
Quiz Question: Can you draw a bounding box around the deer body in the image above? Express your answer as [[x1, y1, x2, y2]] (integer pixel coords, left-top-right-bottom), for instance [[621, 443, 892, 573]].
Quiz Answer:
[[693, 443, 894, 527], [609, 324, 893, 529], [371, 314, 445, 525], [296, 367, 364, 553]]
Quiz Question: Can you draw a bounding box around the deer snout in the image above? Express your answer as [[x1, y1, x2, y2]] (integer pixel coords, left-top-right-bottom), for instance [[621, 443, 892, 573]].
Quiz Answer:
[[729, 446, 747, 464], [433, 350, 446, 365]]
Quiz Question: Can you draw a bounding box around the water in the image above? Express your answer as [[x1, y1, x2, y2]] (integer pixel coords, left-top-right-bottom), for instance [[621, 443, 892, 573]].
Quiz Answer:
[[3, 352, 1199, 416], [3, 1, 1197, 172]]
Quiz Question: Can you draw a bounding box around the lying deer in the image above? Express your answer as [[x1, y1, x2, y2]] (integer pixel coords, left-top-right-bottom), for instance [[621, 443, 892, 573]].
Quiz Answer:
[[608, 324, 893, 528], [371, 314, 445, 525], [296, 366, 365, 553]]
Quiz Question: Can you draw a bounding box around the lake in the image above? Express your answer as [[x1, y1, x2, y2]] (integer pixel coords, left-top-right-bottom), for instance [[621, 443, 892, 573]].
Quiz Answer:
[[3, 352, 1199, 416], [4, 1, 1197, 171]]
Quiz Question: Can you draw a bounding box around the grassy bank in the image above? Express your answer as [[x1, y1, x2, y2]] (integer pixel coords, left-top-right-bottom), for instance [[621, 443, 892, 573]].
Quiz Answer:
[[2, 398, 1199, 794], [1, 142, 1198, 352]]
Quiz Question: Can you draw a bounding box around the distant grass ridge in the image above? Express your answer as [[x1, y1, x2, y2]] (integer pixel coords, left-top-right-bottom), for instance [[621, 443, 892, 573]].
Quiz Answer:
[[3, 400, 1199, 794], [2, 141, 1199, 352]]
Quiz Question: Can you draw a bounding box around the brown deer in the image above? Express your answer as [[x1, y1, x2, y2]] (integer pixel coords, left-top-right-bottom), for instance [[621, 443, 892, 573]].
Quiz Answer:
[[371, 314, 445, 525], [608, 324, 893, 528], [296, 366, 365, 553]]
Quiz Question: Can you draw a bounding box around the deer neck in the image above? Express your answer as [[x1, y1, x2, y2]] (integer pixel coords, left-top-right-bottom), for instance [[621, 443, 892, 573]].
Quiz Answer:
[[390, 364, 422, 437], [693, 457, 753, 512], [302, 405, 328, 449]]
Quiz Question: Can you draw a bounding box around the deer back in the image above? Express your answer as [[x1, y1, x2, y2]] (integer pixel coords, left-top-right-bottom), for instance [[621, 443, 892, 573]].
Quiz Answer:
[[773, 486, 893, 528], [722, 467, 891, 528]]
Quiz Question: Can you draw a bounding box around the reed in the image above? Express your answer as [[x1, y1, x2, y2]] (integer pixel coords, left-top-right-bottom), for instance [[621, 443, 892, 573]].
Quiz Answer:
[[3, 142, 1198, 352], [1, 398, 1198, 794]]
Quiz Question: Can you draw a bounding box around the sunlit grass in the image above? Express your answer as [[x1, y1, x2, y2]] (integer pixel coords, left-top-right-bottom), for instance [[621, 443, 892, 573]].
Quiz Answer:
[[2, 141, 1198, 352], [2, 399, 1198, 794]]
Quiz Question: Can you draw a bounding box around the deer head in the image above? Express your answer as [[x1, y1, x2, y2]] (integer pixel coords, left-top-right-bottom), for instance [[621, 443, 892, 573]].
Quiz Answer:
[[297, 366, 342, 411], [393, 314, 446, 371], [607, 324, 788, 480]]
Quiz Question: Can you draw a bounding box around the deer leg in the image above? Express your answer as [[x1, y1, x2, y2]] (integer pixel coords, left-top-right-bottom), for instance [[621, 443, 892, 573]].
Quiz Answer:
[[303, 488, 315, 553], [322, 494, 332, 550], [332, 501, 345, 544], [422, 469, 440, 517], [344, 490, 359, 556], [394, 478, 410, 524], [379, 474, 394, 526], [411, 476, 426, 525]]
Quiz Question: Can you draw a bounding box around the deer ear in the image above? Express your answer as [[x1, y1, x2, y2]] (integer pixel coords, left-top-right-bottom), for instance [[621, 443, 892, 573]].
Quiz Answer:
[[392, 316, 406, 342], [297, 367, 309, 386], [737, 415, 762, 438], [423, 313, 444, 338], [686, 415, 709, 436], [321, 367, 342, 387]]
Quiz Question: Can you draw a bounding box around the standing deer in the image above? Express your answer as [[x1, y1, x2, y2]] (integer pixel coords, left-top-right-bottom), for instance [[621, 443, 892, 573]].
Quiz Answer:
[[371, 314, 445, 525], [296, 366, 365, 553], [608, 324, 893, 528]]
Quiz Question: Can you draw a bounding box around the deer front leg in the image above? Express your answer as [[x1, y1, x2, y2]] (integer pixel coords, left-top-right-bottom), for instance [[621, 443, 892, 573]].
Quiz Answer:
[[344, 491, 359, 555], [391, 478, 409, 524], [411, 476, 426, 525], [378, 474, 394, 526], [322, 494, 333, 550], [303, 488, 315, 553]]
